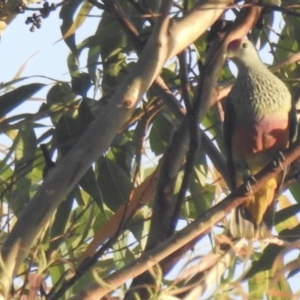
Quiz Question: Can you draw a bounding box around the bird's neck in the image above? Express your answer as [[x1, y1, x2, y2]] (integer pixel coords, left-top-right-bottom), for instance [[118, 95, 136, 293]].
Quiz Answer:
[[235, 59, 268, 75]]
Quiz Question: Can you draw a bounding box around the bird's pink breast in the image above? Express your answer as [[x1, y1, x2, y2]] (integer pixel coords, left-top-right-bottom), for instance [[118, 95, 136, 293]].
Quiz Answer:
[[232, 114, 289, 158]]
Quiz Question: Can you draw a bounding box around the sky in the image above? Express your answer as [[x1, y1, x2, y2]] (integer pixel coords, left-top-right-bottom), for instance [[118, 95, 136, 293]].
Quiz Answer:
[[0, 2, 100, 112], [0, 7, 68, 83], [0, 2, 100, 153]]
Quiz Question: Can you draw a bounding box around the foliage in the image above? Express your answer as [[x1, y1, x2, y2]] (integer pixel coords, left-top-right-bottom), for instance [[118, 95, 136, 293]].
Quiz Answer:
[[0, 0, 300, 299]]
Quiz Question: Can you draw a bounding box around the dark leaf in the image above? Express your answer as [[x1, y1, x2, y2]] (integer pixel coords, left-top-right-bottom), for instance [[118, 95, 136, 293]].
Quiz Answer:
[[59, 0, 83, 55], [0, 83, 45, 118], [97, 156, 131, 211], [71, 73, 92, 97]]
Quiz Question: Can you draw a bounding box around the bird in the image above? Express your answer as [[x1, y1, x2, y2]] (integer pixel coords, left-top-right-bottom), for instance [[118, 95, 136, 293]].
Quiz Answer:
[[223, 39, 297, 239]]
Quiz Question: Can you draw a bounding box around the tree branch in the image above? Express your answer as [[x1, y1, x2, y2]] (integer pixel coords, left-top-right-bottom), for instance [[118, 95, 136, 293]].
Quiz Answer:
[[70, 136, 300, 300]]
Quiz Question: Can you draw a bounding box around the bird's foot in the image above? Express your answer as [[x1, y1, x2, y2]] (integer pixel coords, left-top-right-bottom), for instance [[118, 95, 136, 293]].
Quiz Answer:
[[273, 151, 286, 171], [243, 175, 257, 195]]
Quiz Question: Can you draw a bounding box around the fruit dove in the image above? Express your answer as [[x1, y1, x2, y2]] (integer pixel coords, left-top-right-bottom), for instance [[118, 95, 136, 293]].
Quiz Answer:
[[223, 39, 297, 239]]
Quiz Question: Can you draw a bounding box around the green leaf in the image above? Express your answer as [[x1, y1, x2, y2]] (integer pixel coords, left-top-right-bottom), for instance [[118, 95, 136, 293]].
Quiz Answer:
[[71, 73, 92, 97], [98, 11, 127, 61], [0, 162, 13, 204], [290, 183, 300, 204], [108, 143, 133, 177], [62, 1, 93, 41], [244, 245, 282, 279], [11, 123, 37, 214], [97, 11, 128, 93], [48, 194, 74, 255], [191, 182, 215, 216], [47, 83, 77, 124], [59, 0, 84, 54], [0, 83, 45, 118], [189, 154, 211, 217], [87, 21, 103, 84], [97, 156, 131, 211], [55, 115, 80, 156], [275, 203, 300, 225], [79, 168, 104, 211], [77, 98, 95, 129], [149, 112, 174, 156], [127, 210, 147, 245], [248, 270, 266, 300]]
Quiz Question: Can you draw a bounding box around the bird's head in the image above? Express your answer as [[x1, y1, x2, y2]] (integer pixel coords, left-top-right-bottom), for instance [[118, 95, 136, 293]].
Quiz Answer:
[[225, 39, 261, 65]]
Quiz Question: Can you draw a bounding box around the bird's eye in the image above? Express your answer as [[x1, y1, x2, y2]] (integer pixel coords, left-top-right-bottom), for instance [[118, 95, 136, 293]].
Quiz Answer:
[[242, 42, 248, 48]]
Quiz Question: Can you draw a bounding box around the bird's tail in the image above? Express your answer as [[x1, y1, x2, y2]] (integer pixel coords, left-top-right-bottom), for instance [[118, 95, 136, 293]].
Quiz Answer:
[[230, 201, 276, 239]]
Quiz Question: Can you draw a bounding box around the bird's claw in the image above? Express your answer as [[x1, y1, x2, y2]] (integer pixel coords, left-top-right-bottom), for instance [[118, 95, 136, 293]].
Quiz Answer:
[[273, 151, 286, 170], [243, 175, 256, 195]]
